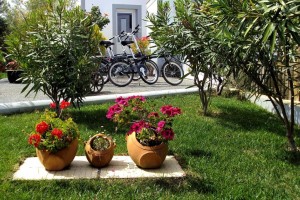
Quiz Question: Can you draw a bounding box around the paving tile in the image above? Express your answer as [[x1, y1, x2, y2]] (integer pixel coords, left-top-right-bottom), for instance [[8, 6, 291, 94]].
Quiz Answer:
[[13, 156, 185, 180]]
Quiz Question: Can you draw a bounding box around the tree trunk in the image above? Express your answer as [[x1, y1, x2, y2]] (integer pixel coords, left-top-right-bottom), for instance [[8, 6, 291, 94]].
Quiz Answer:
[[194, 71, 209, 116]]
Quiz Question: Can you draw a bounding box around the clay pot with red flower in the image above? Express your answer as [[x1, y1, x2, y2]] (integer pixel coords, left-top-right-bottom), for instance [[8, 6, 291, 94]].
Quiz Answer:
[[107, 95, 181, 169], [27, 100, 79, 171]]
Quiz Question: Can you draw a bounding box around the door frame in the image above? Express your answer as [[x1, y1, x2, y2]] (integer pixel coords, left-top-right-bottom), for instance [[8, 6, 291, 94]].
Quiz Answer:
[[112, 4, 142, 53], [115, 10, 137, 54]]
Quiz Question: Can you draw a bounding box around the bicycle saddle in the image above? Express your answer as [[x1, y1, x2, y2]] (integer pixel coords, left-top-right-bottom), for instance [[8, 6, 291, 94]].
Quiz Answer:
[[121, 41, 134, 46], [100, 41, 114, 47]]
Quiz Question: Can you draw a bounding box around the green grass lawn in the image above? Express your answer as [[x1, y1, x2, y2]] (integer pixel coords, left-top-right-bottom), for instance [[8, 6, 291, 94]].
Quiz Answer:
[[0, 94, 299, 199], [0, 72, 7, 79]]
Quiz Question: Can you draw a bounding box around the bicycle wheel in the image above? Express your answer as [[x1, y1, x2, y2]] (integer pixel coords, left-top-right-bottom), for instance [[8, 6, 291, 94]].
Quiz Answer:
[[90, 72, 104, 94], [99, 60, 110, 84], [139, 60, 159, 84], [162, 61, 184, 86], [132, 71, 141, 81], [108, 61, 133, 87]]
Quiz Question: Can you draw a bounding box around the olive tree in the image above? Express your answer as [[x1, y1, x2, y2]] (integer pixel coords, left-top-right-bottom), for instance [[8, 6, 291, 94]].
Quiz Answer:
[[90, 6, 110, 31], [147, 0, 230, 115], [204, 0, 300, 151], [148, 0, 300, 151], [6, 0, 102, 115]]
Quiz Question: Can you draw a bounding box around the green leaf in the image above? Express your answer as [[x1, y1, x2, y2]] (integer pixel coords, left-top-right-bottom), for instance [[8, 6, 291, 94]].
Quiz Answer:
[[262, 22, 275, 43], [244, 17, 259, 37], [290, 31, 300, 45], [270, 31, 277, 54]]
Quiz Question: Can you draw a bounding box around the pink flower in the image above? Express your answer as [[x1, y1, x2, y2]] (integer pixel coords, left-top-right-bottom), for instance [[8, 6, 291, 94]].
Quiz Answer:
[[148, 112, 159, 118], [127, 95, 146, 102], [161, 129, 174, 140], [171, 107, 182, 116], [36, 121, 49, 134], [160, 105, 181, 117], [115, 97, 128, 106], [60, 100, 70, 109], [128, 120, 148, 135], [157, 120, 166, 132], [51, 128, 63, 139], [106, 104, 123, 119]]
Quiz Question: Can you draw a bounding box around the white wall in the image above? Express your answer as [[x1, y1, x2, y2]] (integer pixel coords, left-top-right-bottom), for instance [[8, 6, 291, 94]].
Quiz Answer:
[[248, 94, 300, 125], [146, 0, 176, 36], [82, 0, 148, 40], [146, 0, 190, 75], [146, 0, 157, 36]]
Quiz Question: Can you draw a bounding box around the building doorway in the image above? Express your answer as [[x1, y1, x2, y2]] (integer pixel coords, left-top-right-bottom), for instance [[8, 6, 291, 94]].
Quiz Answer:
[[115, 9, 137, 54]]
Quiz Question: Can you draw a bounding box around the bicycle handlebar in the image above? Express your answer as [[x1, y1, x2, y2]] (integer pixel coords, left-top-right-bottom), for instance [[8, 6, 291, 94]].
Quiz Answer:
[[109, 25, 141, 43]]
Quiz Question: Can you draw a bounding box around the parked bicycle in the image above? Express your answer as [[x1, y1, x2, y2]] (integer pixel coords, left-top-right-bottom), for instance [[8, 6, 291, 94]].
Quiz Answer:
[[89, 56, 104, 94], [148, 44, 185, 86], [108, 25, 159, 87], [90, 71, 104, 94], [97, 31, 136, 84]]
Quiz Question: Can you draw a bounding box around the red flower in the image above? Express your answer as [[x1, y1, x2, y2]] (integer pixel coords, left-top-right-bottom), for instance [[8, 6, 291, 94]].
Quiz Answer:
[[51, 128, 63, 139], [141, 36, 149, 41], [28, 133, 41, 147], [161, 129, 175, 140], [36, 121, 49, 134], [60, 100, 70, 110], [50, 102, 56, 109]]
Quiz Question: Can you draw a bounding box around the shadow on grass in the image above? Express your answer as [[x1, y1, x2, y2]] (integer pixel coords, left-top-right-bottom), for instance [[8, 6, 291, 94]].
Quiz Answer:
[[70, 108, 116, 133], [213, 102, 285, 137], [280, 149, 300, 166], [172, 149, 213, 166], [154, 176, 215, 195], [4, 175, 216, 197]]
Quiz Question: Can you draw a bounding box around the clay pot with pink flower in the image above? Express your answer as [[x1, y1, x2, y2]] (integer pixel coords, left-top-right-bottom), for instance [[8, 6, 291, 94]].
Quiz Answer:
[[107, 95, 181, 169], [27, 100, 79, 171]]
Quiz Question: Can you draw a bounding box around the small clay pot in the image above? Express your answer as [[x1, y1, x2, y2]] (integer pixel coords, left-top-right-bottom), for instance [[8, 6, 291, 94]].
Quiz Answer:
[[85, 133, 116, 168]]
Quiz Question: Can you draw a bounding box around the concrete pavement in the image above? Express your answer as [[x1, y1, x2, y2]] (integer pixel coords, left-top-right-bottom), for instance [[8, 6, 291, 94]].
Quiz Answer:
[[0, 77, 197, 114]]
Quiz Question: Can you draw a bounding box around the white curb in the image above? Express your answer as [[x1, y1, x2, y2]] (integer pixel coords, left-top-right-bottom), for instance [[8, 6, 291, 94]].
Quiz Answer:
[[0, 88, 198, 114]]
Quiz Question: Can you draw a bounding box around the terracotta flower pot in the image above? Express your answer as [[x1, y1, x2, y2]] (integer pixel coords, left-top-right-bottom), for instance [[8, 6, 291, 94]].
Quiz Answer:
[[85, 133, 116, 168], [36, 139, 78, 171], [127, 132, 168, 169]]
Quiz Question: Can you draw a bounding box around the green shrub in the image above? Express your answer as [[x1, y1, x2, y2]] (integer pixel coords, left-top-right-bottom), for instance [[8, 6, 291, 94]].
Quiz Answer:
[[5, 0, 102, 115]]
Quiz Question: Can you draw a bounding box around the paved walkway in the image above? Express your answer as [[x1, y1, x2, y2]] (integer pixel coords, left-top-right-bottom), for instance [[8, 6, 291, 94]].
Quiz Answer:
[[13, 156, 185, 180], [0, 77, 197, 114]]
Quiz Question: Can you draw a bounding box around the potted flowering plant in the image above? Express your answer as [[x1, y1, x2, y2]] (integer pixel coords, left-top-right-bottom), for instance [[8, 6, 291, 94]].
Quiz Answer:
[[130, 36, 151, 56], [106, 95, 181, 168], [28, 100, 80, 171]]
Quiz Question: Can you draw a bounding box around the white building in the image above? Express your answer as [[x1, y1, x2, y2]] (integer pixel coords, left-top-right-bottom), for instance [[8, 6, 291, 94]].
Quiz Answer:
[[80, 0, 148, 53], [79, 0, 190, 73]]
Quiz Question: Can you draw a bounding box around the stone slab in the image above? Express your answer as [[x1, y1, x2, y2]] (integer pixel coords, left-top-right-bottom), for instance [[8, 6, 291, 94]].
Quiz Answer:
[[13, 156, 185, 180]]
